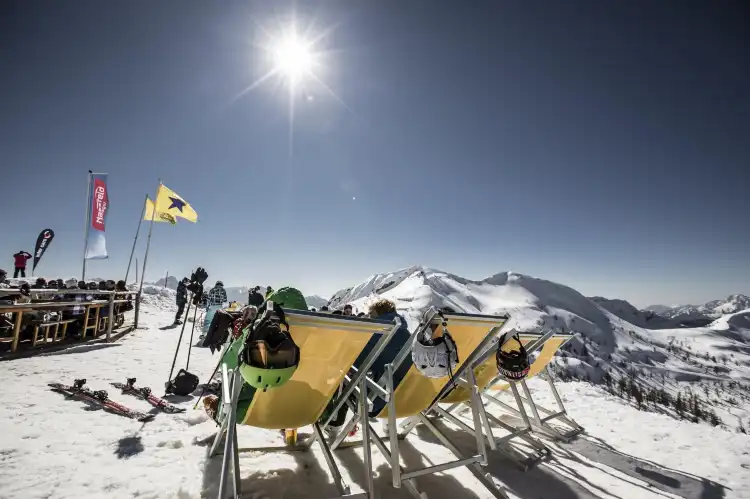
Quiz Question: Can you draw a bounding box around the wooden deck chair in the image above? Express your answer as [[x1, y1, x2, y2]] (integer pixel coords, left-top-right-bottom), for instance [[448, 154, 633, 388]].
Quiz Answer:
[[480, 332, 584, 441], [326, 308, 515, 499], [419, 330, 559, 471], [209, 305, 401, 499]]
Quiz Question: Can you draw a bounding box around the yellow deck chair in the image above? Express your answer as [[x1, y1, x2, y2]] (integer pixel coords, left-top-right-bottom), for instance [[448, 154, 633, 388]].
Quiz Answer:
[[209, 305, 401, 499], [327, 308, 515, 499], [479, 332, 584, 441], [415, 330, 558, 471]]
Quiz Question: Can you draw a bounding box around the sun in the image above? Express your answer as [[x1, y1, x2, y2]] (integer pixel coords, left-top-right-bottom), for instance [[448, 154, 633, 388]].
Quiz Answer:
[[273, 33, 314, 86], [232, 16, 350, 155]]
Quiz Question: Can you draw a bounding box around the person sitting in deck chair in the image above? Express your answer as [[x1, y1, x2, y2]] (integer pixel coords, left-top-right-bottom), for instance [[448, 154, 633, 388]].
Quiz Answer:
[[325, 298, 412, 436]]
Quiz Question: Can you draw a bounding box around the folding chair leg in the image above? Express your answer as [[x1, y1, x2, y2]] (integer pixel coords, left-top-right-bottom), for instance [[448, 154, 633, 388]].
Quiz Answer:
[[432, 406, 548, 471], [231, 428, 240, 497], [543, 366, 584, 437], [359, 374, 375, 498], [509, 382, 535, 431], [313, 423, 352, 497], [519, 380, 543, 425], [329, 406, 361, 451], [209, 426, 226, 458], [361, 419, 424, 499], [417, 414, 510, 499], [217, 367, 243, 499], [385, 364, 401, 489], [475, 392, 497, 451], [514, 381, 583, 441]]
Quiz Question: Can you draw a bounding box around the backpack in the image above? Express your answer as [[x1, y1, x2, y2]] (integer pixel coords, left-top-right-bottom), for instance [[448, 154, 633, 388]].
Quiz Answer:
[[240, 303, 300, 375], [266, 287, 308, 311], [166, 369, 199, 396]]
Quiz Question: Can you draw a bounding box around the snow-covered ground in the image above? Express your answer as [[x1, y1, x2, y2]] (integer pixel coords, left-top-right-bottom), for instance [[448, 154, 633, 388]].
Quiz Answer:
[[1, 294, 749, 499]]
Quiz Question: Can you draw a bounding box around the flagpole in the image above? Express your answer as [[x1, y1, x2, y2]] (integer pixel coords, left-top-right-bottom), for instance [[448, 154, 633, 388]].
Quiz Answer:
[[82, 170, 93, 281], [135, 258, 139, 283], [135, 181, 160, 327], [124, 194, 148, 283]]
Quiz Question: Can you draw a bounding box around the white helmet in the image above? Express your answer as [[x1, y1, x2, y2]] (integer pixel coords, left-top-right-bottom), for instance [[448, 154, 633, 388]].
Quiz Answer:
[[65, 277, 78, 288], [412, 318, 459, 379]]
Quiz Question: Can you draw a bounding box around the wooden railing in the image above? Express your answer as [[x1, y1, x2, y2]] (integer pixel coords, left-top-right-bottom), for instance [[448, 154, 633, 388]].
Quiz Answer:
[[0, 289, 140, 354]]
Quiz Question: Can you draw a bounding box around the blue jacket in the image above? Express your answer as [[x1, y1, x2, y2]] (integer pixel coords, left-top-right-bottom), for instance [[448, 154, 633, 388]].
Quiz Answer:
[[353, 311, 412, 384]]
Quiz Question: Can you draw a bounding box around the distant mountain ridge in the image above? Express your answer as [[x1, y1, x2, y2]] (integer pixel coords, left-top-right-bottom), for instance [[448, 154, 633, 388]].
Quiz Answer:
[[644, 294, 750, 322]]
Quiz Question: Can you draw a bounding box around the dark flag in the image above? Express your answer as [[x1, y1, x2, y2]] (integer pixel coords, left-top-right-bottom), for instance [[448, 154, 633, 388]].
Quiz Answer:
[[33, 229, 55, 272]]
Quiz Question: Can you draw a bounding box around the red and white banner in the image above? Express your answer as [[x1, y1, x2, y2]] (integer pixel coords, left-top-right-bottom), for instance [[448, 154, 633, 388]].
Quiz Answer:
[[85, 173, 109, 260]]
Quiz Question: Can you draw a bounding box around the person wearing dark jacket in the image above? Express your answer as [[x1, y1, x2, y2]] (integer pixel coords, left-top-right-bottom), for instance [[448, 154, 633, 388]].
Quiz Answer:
[[13, 251, 32, 278], [175, 278, 189, 324], [325, 298, 411, 435], [248, 286, 264, 307]]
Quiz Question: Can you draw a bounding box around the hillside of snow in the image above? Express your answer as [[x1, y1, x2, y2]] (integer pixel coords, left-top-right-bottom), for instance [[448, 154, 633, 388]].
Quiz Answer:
[[589, 296, 676, 329], [647, 294, 750, 322], [1, 287, 749, 498], [643, 304, 671, 314], [329, 266, 750, 432]]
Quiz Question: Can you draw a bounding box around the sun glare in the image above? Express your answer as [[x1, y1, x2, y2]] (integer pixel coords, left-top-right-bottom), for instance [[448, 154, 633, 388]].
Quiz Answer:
[[232, 16, 350, 155], [274, 34, 313, 85]]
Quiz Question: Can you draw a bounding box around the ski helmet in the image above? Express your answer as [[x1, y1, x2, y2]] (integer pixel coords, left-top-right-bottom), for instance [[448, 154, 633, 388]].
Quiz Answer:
[[266, 287, 308, 310], [239, 303, 300, 391], [496, 333, 530, 381], [412, 316, 459, 379]]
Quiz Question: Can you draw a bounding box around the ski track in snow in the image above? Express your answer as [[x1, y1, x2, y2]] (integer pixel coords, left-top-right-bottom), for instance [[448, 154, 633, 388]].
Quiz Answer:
[[0, 295, 748, 498]]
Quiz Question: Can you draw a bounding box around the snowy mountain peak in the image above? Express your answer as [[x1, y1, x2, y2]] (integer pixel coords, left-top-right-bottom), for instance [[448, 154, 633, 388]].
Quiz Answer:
[[646, 293, 750, 321]]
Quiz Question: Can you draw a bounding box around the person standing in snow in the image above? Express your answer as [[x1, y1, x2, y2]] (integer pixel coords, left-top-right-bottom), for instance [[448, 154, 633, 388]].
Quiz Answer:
[[174, 278, 189, 324], [201, 281, 228, 334], [248, 286, 264, 307], [264, 286, 274, 299], [12, 251, 32, 278]]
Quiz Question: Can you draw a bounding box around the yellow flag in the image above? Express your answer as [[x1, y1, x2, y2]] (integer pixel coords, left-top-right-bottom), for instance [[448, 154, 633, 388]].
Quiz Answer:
[[154, 184, 198, 223], [144, 197, 177, 225]]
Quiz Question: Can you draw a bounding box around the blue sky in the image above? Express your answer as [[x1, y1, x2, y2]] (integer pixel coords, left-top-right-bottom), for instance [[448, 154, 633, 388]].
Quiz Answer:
[[1, 1, 747, 307]]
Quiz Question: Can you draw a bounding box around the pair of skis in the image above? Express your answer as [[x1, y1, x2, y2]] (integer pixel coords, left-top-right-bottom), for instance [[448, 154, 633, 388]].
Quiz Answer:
[[111, 378, 186, 414], [49, 378, 185, 422], [49, 379, 155, 422]]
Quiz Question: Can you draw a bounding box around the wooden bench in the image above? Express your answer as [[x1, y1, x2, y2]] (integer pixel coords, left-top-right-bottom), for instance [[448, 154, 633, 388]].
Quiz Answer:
[[82, 303, 107, 339], [31, 318, 79, 346], [0, 300, 109, 353]]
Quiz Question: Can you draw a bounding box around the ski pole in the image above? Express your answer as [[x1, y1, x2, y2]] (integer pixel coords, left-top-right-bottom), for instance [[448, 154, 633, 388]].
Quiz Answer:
[[193, 340, 230, 409], [185, 304, 199, 372], [166, 294, 192, 392]]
